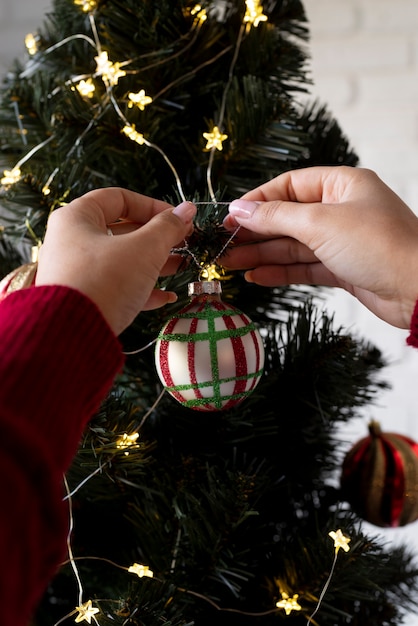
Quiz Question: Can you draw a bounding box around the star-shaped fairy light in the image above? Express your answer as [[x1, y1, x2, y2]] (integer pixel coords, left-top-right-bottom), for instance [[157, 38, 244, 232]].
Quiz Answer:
[[25, 33, 38, 55], [94, 51, 126, 87], [116, 432, 140, 455], [1, 167, 21, 186], [122, 124, 145, 145], [329, 529, 351, 554], [276, 592, 302, 616], [76, 79, 95, 98], [203, 126, 228, 151], [74, 600, 100, 624], [74, 0, 98, 12], [128, 89, 153, 110], [191, 4, 208, 23], [128, 563, 154, 579], [200, 264, 222, 281], [244, 0, 268, 27]]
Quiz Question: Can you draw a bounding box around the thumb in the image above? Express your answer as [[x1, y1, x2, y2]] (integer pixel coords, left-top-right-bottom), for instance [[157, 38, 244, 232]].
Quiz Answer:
[[228, 198, 318, 241], [129, 200, 196, 264]]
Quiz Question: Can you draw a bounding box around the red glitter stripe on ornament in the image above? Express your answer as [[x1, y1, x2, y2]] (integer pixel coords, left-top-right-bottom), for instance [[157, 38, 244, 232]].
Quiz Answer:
[[245, 324, 262, 392], [219, 306, 248, 410], [158, 316, 186, 405], [379, 438, 405, 526]]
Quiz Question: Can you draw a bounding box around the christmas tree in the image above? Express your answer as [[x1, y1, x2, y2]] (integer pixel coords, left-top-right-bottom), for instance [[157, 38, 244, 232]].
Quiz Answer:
[[1, 1, 418, 624]]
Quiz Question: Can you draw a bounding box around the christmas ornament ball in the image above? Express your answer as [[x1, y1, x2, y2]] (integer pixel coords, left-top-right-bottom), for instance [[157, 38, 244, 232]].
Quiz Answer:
[[341, 420, 418, 527], [0, 262, 37, 302], [155, 281, 265, 411]]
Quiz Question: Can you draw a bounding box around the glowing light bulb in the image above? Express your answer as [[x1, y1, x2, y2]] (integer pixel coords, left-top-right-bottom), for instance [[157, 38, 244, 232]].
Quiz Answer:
[[116, 432, 140, 455], [244, 0, 268, 27], [200, 264, 222, 280], [329, 529, 351, 553], [25, 33, 38, 55], [1, 167, 21, 186], [203, 126, 228, 151], [95, 51, 126, 87], [74, 600, 100, 623], [128, 89, 153, 110], [128, 563, 154, 578], [75, 78, 95, 98], [276, 592, 302, 615], [122, 124, 145, 145], [74, 0, 97, 12], [191, 4, 207, 23]]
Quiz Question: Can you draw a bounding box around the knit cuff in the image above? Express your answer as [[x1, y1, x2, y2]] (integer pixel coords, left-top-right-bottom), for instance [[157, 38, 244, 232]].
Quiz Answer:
[[407, 299, 418, 347], [0, 285, 124, 471]]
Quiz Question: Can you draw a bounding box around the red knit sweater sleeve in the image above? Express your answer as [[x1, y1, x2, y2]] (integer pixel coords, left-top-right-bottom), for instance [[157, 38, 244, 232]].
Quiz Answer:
[[407, 299, 418, 348], [0, 285, 124, 626]]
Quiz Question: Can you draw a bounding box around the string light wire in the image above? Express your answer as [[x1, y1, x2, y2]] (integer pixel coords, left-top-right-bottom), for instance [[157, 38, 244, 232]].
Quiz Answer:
[[63, 476, 84, 606], [206, 23, 246, 201]]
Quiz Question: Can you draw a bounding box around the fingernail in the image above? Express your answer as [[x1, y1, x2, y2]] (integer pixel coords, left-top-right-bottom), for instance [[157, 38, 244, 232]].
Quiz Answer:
[[172, 201, 196, 224], [223, 214, 239, 230], [166, 292, 178, 304], [229, 199, 260, 218]]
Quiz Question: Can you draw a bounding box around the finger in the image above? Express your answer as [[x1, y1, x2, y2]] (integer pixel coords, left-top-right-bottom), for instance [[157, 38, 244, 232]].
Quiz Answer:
[[227, 197, 324, 243], [223, 214, 271, 241], [240, 165, 355, 204], [222, 238, 317, 269], [159, 254, 189, 276], [116, 203, 196, 278], [141, 289, 178, 311], [244, 262, 341, 288], [71, 187, 174, 227]]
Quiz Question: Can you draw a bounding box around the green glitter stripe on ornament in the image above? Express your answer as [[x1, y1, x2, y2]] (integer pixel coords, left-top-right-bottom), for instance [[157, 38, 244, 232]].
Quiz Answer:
[[166, 307, 252, 320], [164, 368, 265, 392], [176, 385, 263, 410], [157, 323, 259, 343]]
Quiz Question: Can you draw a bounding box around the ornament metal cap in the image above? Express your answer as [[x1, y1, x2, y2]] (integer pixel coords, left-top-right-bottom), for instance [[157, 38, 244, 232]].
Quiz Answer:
[[188, 280, 222, 296]]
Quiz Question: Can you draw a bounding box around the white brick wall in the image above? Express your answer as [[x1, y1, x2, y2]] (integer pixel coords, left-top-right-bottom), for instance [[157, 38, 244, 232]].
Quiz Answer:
[[2, 3, 418, 621], [302, 6, 418, 622], [0, 0, 51, 74], [304, 0, 418, 205]]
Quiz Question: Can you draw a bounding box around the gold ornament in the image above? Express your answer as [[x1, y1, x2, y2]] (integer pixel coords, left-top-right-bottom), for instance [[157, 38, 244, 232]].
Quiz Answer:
[[0, 263, 38, 302]]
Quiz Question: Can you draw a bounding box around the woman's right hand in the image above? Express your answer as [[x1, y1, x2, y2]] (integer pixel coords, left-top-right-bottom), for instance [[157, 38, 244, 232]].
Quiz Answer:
[[223, 166, 418, 329]]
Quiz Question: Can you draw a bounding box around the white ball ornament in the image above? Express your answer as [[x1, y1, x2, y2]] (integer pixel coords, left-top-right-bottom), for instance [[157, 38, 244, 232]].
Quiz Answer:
[[155, 281, 265, 411]]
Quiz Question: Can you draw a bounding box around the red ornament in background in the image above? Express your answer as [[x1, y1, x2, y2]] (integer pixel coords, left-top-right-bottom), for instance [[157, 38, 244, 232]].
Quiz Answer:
[[0, 262, 37, 302], [155, 280, 265, 412], [341, 420, 418, 527]]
